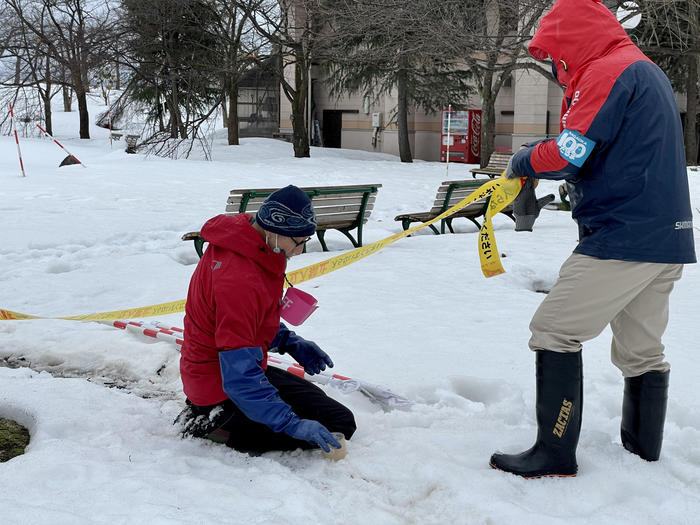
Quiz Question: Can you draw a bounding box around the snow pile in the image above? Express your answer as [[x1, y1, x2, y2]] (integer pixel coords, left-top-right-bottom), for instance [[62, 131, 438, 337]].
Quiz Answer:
[[1, 96, 699, 524]]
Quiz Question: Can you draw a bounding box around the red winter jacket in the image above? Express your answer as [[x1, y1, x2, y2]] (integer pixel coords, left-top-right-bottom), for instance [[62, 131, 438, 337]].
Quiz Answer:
[[180, 214, 286, 406]]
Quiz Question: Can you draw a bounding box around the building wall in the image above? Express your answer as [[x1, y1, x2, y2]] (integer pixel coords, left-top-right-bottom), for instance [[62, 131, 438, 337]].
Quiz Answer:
[[278, 60, 575, 161], [287, 64, 569, 161]]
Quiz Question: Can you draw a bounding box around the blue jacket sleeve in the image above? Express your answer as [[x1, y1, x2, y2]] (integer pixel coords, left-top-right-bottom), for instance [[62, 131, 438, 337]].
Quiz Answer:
[[218, 347, 298, 433]]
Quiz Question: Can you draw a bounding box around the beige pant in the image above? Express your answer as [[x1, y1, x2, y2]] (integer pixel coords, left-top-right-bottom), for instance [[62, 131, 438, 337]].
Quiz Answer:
[[529, 253, 683, 377]]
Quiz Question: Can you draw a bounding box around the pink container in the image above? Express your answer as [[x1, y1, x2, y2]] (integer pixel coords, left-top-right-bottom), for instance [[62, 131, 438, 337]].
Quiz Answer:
[[280, 287, 318, 326]]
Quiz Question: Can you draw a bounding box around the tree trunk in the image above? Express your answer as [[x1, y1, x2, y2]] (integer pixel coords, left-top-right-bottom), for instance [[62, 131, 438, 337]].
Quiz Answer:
[[76, 89, 90, 139], [396, 71, 412, 163], [14, 56, 21, 85], [63, 86, 73, 112], [291, 60, 310, 158], [168, 75, 187, 139], [480, 69, 496, 167], [43, 58, 52, 136], [685, 54, 698, 165], [221, 97, 228, 128], [227, 79, 240, 145], [43, 95, 53, 136]]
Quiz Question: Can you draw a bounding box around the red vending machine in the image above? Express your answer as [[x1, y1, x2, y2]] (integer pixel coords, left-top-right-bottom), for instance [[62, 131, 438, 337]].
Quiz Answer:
[[440, 109, 481, 164]]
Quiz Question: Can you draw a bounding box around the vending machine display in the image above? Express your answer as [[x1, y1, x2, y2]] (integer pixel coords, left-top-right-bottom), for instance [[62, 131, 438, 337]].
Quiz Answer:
[[440, 109, 481, 164]]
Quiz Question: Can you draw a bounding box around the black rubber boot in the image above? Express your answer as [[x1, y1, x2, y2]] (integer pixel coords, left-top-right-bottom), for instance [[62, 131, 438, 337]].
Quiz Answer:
[[490, 350, 583, 478], [621, 370, 669, 461]]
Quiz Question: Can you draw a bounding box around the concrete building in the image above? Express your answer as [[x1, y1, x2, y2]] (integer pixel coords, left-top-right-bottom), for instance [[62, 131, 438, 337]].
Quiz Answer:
[[277, 62, 566, 162], [277, 62, 694, 163]]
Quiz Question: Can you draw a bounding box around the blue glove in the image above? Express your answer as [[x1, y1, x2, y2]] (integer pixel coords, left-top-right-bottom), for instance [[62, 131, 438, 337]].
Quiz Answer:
[[219, 348, 340, 450], [284, 418, 341, 453], [272, 323, 333, 375]]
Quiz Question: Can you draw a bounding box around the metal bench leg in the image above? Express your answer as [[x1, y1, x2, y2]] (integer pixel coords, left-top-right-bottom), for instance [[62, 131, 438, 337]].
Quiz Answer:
[[194, 237, 206, 258], [316, 230, 329, 252], [501, 211, 516, 223], [468, 217, 482, 229], [402, 218, 439, 235], [339, 229, 360, 248]]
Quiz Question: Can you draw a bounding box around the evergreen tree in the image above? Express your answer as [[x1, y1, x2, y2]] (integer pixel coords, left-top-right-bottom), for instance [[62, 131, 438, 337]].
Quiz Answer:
[[122, 0, 220, 139]]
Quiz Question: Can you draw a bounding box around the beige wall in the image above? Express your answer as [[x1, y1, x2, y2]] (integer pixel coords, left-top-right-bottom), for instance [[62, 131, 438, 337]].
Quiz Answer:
[[278, 62, 572, 161], [511, 66, 551, 149]]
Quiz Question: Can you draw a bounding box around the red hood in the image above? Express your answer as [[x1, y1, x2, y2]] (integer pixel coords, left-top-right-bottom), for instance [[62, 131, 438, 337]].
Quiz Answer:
[[529, 0, 633, 86], [201, 213, 286, 277]]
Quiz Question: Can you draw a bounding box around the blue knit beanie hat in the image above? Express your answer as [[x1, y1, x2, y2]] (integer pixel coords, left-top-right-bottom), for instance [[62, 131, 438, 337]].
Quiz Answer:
[[255, 185, 317, 237]]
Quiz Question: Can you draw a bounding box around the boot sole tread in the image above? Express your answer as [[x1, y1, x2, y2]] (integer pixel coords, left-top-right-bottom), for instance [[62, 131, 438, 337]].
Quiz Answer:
[[489, 461, 577, 479]]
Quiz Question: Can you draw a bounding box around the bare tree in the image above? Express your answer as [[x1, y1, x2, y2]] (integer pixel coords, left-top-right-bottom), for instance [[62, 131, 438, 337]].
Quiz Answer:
[[614, 0, 699, 164], [3, 0, 121, 139], [240, 0, 323, 158], [201, 0, 265, 145], [0, 5, 61, 134], [436, 0, 553, 164]]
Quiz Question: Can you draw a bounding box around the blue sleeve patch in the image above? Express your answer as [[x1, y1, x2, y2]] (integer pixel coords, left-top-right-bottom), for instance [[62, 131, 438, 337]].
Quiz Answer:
[[556, 129, 596, 167]]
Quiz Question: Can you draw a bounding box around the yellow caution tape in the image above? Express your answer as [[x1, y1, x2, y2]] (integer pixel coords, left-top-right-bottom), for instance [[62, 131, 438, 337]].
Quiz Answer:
[[0, 300, 187, 321], [287, 174, 522, 284], [1, 175, 523, 321]]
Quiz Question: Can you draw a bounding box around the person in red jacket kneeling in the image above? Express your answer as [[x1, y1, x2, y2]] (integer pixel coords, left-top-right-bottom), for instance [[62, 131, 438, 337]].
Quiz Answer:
[[176, 185, 356, 454]]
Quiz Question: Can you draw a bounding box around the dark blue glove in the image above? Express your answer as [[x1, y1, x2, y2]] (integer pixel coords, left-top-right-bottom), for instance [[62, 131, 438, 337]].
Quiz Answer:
[[284, 419, 341, 453], [271, 323, 333, 375], [219, 348, 340, 450]]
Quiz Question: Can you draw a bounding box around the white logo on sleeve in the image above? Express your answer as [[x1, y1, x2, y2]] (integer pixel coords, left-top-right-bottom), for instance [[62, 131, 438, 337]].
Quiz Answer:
[[557, 129, 596, 167]]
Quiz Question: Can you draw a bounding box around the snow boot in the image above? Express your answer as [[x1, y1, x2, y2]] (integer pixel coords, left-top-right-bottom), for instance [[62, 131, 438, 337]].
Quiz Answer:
[[490, 350, 582, 478], [620, 370, 669, 461]]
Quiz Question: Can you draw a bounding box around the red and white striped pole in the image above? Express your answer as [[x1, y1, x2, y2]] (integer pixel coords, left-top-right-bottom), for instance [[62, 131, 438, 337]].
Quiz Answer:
[[9, 103, 26, 177], [100, 319, 412, 409], [35, 124, 87, 168]]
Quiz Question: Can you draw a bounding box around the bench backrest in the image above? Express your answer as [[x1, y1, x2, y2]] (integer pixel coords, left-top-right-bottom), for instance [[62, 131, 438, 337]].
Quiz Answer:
[[224, 184, 381, 228], [428, 180, 490, 215], [484, 152, 512, 170]]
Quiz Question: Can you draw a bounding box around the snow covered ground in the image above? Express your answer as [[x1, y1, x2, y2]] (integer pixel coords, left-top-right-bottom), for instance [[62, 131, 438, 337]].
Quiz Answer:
[[1, 96, 699, 524]]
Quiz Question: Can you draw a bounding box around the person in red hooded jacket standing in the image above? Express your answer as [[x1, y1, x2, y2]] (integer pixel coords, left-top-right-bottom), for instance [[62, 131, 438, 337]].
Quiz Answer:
[[490, 0, 695, 478], [176, 185, 356, 454]]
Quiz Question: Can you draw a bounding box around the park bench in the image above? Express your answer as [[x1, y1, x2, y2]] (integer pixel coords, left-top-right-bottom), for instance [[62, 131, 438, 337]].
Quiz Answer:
[[110, 131, 141, 153], [469, 152, 512, 178], [394, 179, 515, 234], [183, 184, 382, 256]]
